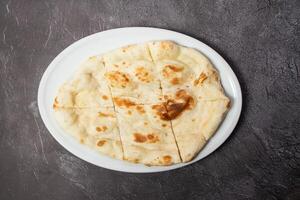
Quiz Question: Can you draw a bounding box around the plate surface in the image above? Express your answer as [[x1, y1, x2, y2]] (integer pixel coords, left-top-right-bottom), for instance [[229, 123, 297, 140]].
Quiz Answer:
[[38, 27, 242, 173]]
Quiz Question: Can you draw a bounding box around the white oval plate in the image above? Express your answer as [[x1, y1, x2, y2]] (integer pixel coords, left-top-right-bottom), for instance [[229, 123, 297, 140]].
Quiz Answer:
[[38, 27, 242, 173]]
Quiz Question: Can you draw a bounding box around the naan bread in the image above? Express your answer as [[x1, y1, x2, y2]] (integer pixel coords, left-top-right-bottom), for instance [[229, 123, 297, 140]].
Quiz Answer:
[[54, 107, 123, 159], [114, 98, 181, 165], [53, 56, 113, 108], [53, 40, 231, 166]]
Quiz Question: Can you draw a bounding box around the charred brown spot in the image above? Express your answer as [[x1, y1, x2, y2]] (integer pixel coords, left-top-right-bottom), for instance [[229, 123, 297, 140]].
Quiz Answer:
[[171, 77, 180, 85], [226, 100, 231, 108], [102, 95, 108, 100], [113, 97, 136, 108], [152, 90, 194, 120], [152, 104, 170, 121], [136, 105, 145, 114], [133, 133, 147, 143], [147, 134, 159, 143], [194, 72, 208, 86], [163, 155, 172, 164], [97, 140, 106, 147], [96, 126, 108, 132], [161, 124, 167, 127]]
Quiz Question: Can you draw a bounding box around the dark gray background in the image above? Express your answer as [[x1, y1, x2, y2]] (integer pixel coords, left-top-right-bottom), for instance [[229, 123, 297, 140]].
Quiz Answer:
[[0, 0, 299, 199]]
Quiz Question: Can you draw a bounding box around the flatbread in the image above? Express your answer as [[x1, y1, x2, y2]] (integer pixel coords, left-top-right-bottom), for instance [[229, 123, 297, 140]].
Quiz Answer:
[[114, 98, 181, 165], [53, 40, 231, 166], [54, 107, 123, 159], [53, 56, 113, 108], [103, 44, 163, 104]]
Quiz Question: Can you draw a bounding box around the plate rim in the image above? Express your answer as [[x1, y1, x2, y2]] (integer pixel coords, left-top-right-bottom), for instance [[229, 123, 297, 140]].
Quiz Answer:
[[38, 27, 242, 173]]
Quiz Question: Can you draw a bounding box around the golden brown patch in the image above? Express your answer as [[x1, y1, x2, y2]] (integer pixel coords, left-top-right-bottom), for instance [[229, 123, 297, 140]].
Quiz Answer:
[[192, 119, 196, 122], [163, 155, 172, 164], [113, 64, 119, 68], [102, 95, 108, 100], [135, 67, 153, 82], [97, 140, 106, 147], [136, 105, 145, 114], [162, 65, 184, 78], [133, 133, 147, 143], [105, 71, 131, 88], [171, 77, 180, 85], [194, 73, 208, 86], [96, 126, 108, 132], [98, 112, 115, 117], [226, 100, 231, 108], [113, 97, 136, 107], [133, 133, 159, 143], [144, 122, 148, 125], [161, 124, 167, 127], [53, 97, 59, 109], [127, 110, 132, 115], [80, 138, 84, 144], [166, 65, 184, 72]]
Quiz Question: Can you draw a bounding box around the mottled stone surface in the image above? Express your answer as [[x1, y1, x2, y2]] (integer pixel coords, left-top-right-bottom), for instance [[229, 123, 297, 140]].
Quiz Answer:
[[0, 0, 299, 199]]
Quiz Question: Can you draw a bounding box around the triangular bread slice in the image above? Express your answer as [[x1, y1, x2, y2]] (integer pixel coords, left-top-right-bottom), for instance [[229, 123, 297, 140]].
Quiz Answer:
[[113, 98, 181, 165], [54, 107, 123, 160], [53, 56, 114, 108]]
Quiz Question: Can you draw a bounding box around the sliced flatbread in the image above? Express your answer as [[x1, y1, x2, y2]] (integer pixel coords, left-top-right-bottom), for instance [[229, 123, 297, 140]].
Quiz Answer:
[[54, 107, 123, 159], [103, 43, 163, 104], [53, 40, 231, 166], [53, 56, 113, 108], [114, 98, 181, 165]]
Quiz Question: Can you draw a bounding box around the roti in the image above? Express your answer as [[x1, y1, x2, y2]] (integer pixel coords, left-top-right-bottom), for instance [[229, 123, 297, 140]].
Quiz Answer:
[[53, 41, 230, 165]]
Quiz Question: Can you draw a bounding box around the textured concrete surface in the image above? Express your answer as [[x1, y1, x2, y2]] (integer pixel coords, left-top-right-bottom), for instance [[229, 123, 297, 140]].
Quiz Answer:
[[0, 0, 299, 199]]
